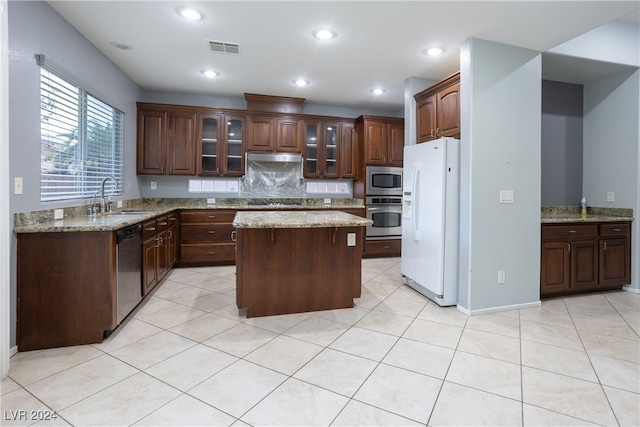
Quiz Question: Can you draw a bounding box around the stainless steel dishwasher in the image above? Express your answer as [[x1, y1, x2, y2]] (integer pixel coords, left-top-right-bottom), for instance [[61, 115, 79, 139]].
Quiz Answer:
[[116, 224, 143, 324]]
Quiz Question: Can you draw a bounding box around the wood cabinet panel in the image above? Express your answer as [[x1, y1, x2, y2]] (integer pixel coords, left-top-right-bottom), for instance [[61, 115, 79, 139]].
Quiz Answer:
[[247, 116, 275, 152], [340, 123, 358, 178], [166, 111, 197, 174], [356, 116, 405, 167], [415, 72, 460, 143], [181, 210, 237, 223], [437, 83, 461, 138], [416, 95, 436, 142], [276, 118, 301, 152], [364, 239, 401, 258], [180, 243, 236, 264], [179, 209, 237, 266], [181, 223, 236, 243], [137, 109, 166, 174], [540, 241, 571, 294]]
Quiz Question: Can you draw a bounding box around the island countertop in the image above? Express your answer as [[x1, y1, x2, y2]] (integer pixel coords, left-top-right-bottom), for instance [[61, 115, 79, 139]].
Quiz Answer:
[[233, 210, 373, 229]]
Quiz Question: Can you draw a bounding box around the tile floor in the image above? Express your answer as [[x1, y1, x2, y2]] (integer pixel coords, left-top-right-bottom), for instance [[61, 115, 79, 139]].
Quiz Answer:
[[2, 258, 639, 426]]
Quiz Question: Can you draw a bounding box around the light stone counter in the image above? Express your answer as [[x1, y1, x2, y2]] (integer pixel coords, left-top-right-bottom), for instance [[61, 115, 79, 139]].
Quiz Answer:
[[233, 210, 372, 229], [541, 206, 633, 224]]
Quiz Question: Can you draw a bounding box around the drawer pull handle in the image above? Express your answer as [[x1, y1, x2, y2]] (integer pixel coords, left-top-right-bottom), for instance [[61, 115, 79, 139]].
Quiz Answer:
[[208, 230, 216, 234], [158, 222, 168, 226], [384, 245, 390, 249], [569, 230, 577, 233], [169, 217, 177, 221], [613, 228, 621, 232], [208, 215, 216, 219], [146, 227, 156, 232], [207, 251, 215, 254]]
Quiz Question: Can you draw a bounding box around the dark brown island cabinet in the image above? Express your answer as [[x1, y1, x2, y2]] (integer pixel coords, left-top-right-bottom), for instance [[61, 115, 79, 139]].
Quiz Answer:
[[540, 221, 632, 297]]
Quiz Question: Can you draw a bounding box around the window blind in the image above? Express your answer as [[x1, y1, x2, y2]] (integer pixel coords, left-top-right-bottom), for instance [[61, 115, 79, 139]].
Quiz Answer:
[[38, 55, 124, 202]]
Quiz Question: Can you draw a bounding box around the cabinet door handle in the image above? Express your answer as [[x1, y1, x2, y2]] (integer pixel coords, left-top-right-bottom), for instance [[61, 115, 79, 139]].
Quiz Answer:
[[567, 243, 571, 253], [231, 231, 237, 241], [602, 241, 607, 251]]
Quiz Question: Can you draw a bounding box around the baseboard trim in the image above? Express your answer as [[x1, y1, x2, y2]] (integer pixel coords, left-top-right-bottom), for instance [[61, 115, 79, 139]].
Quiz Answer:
[[457, 300, 541, 316], [9, 345, 17, 357], [623, 285, 640, 294]]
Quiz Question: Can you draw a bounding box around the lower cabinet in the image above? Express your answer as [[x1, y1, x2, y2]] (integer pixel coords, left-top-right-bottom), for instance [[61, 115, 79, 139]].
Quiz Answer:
[[142, 211, 178, 296], [540, 222, 631, 297], [179, 210, 238, 265], [364, 239, 402, 258]]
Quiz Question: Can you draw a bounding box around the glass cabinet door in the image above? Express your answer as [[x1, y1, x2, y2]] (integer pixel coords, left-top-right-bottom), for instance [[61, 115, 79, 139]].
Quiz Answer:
[[324, 124, 338, 177], [224, 117, 245, 176], [200, 115, 219, 174], [304, 122, 319, 177]]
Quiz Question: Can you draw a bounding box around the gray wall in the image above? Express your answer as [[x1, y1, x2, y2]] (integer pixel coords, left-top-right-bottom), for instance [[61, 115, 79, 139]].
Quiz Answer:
[[541, 80, 584, 206], [458, 38, 542, 313], [8, 0, 142, 348]]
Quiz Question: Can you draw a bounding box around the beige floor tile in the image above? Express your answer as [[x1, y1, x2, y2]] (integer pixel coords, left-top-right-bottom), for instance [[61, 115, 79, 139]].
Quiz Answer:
[[188, 360, 286, 418], [362, 280, 401, 298], [1, 387, 54, 427], [94, 318, 163, 353], [329, 326, 398, 361], [154, 284, 212, 304], [132, 295, 181, 318], [293, 348, 378, 397], [523, 403, 599, 426], [202, 323, 278, 358], [355, 310, 414, 336], [110, 330, 197, 370], [446, 351, 521, 400], [429, 381, 521, 426], [522, 366, 618, 426], [457, 328, 521, 364], [354, 363, 442, 424], [417, 303, 468, 328], [136, 303, 207, 330], [465, 313, 520, 338], [149, 279, 191, 298], [241, 378, 349, 426], [374, 295, 427, 317], [383, 337, 454, 379], [168, 313, 240, 342], [520, 319, 584, 351], [313, 306, 371, 325], [590, 353, 640, 393], [579, 330, 640, 363], [58, 372, 180, 426], [388, 284, 432, 303], [571, 312, 638, 340], [332, 399, 422, 426], [244, 335, 323, 376], [284, 316, 350, 346], [521, 339, 597, 382], [24, 354, 137, 411], [243, 311, 312, 334], [402, 318, 463, 349], [134, 394, 236, 426], [144, 344, 237, 391], [188, 292, 236, 312], [603, 385, 640, 427], [353, 290, 386, 309], [8, 345, 103, 386], [191, 277, 237, 293], [519, 301, 574, 328], [1, 377, 20, 395]]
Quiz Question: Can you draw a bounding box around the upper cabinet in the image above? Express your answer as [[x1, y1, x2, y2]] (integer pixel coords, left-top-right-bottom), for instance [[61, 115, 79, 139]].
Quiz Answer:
[[246, 114, 301, 153], [355, 115, 404, 167], [415, 72, 460, 143], [303, 120, 358, 179], [198, 113, 246, 176], [137, 105, 197, 175]]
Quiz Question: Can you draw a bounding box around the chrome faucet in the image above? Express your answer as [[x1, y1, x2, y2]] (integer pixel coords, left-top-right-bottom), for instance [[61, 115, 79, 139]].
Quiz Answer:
[[100, 176, 119, 213]]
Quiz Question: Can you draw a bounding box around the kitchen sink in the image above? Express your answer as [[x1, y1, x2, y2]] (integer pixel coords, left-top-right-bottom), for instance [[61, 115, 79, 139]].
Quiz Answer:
[[107, 210, 152, 216]]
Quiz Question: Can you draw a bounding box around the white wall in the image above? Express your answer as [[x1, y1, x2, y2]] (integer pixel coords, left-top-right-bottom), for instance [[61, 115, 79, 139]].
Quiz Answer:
[[1, 0, 10, 379], [458, 38, 542, 313]]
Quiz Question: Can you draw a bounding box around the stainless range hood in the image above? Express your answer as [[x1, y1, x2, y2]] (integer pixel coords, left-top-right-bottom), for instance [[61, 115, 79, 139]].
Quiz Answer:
[[246, 152, 302, 163]]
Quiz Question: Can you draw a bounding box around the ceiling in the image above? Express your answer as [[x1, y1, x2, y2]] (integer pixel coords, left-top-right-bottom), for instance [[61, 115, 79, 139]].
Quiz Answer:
[[47, 1, 640, 111]]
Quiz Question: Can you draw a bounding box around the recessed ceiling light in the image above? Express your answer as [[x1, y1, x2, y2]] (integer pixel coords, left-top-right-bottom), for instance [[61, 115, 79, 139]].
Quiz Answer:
[[177, 7, 204, 21], [202, 70, 219, 78], [371, 88, 386, 95], [425, 46, 445, 56], [312, 28, 337, 40], [110, 41, 133, 50], [293, 79, 310, 86]]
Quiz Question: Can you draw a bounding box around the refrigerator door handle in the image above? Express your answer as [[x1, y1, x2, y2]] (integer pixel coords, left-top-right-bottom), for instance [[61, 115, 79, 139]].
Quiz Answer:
[[412, 162, 421, 241]]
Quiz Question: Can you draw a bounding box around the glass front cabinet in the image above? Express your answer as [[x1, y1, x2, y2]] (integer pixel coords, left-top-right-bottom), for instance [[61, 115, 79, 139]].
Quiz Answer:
[[303, 121, 339, 178], [197, 114, 245, 176]]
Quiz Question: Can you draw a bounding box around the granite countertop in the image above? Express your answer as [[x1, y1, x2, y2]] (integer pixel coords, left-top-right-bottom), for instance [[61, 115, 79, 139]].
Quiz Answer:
[[541, 206, 634, 224], [13, 198, 366, 233], [233, 210, 373, 229]]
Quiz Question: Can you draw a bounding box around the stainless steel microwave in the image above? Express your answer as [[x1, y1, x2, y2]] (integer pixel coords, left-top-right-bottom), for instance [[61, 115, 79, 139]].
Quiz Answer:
[[366, 166, 403, 195]]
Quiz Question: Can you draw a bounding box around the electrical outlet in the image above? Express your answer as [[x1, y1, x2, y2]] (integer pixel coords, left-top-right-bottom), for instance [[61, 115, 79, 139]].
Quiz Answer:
[[347, 233, 356, 246], [207, 198, 216, 204], [324, 198, 332, 204], [117, 200, 123, 208], [498, 270, 506, 284], [54, 209, 64, 220], [14, 177, 23, 195], [607, 192, 615, 203], [150, 181, 157, 190], [499, 190, 514, 204]]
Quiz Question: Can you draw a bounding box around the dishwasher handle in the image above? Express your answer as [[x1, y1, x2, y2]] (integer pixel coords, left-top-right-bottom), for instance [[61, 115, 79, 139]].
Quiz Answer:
[[116, 224, 142, 243]]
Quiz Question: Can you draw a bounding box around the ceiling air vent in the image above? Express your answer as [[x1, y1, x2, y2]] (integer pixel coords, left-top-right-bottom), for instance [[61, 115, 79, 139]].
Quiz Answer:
[[208, 40, 241, 55]]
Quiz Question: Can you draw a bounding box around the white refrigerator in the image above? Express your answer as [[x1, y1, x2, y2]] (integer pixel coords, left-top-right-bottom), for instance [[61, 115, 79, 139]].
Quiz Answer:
[[401, 137, 460, 306]]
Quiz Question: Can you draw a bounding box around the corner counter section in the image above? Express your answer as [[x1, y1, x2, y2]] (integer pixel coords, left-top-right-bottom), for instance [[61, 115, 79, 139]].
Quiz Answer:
[[234, 210, 372, 318]]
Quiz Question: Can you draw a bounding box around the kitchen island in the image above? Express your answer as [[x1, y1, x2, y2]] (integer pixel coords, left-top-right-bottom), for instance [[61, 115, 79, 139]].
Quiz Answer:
[[233, 211, 372, 317]]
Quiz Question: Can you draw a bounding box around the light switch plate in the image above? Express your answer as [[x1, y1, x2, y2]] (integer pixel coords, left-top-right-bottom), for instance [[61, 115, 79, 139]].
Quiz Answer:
[[347, 233, 356, 246], [499, 190, 514, 204], [607, 192, 615, 203]]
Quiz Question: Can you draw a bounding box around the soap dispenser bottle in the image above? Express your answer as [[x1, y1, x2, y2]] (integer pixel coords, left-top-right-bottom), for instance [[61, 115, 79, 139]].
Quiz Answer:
[[580, 197, 587, 216]]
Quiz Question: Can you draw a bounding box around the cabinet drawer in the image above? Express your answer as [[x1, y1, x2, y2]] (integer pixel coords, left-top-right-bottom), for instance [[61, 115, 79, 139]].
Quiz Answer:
[[142, 218, 158, 239], [156, 216, 169, 231], [181, 210, 237, 224], [364, 239, 401, 257], [599, 222, 630, 237], [542, 224, 598, 239], [180, 243, 236, 263], [181, 223, 236, 243]]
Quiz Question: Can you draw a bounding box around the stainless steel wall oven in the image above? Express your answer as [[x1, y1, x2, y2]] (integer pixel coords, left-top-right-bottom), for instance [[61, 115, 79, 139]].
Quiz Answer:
[[365, 196, 403, 239]]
